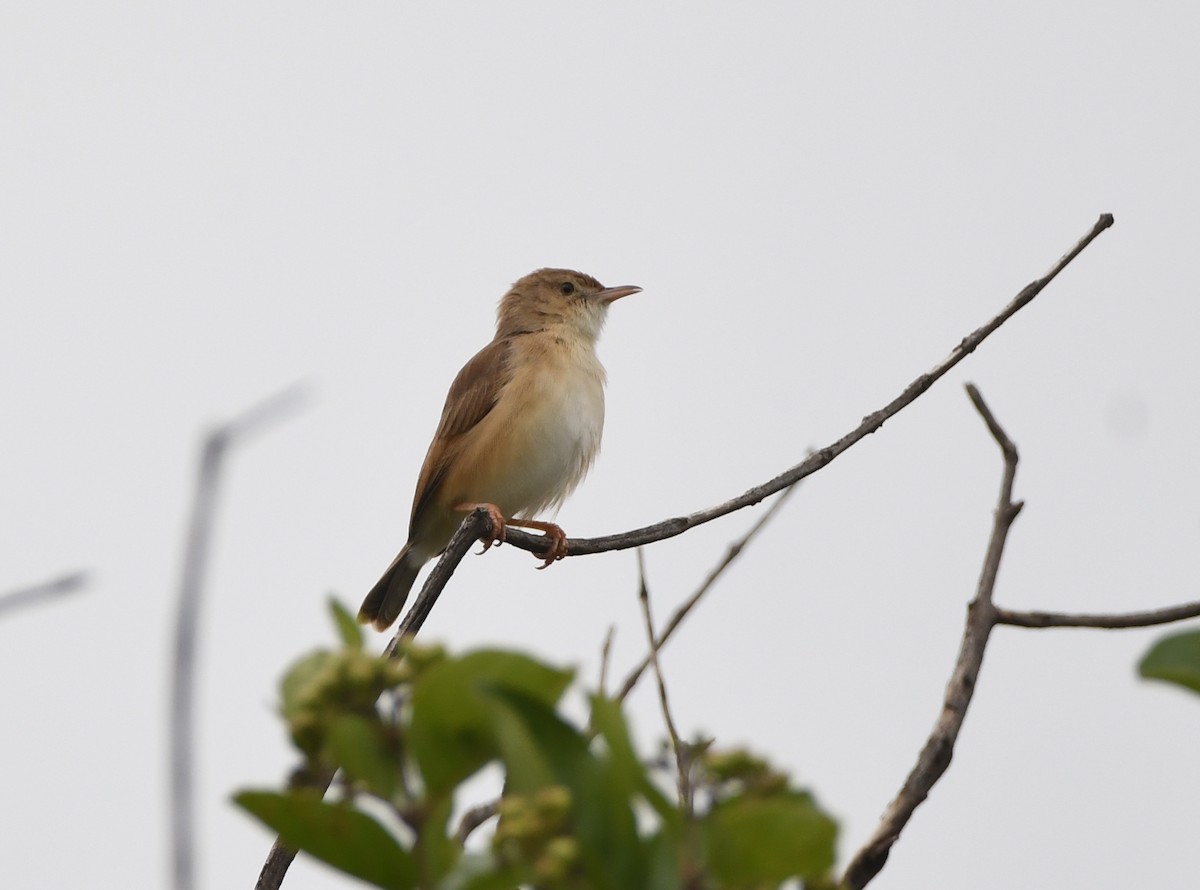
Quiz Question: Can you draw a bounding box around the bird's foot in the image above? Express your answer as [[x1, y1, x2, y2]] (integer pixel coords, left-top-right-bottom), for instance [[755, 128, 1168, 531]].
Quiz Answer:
[[507, 518, 569, 568], [454, 502, 508, 554], [452, 507, 569, 567]]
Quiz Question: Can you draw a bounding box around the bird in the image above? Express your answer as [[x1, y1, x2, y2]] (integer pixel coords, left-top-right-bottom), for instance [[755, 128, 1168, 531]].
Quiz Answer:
[[357, 268, 641, 630]]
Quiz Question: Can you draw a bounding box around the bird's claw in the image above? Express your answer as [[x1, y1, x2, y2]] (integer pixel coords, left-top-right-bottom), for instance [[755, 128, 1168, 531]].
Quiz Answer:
[[534, 525, 569, 569], [460, 503, 507, 556]]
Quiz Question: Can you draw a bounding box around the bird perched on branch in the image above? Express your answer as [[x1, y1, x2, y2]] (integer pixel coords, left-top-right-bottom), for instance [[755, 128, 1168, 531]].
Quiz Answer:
[[358, 268, 641, 631]]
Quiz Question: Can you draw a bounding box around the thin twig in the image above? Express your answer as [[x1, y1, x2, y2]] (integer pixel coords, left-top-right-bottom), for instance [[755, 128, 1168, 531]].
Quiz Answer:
[[995, 601, 1200, 629], [842, 384, 1022, 889], [455, 801, 500, 846], [0, 571, 87, 618], [494, 215, 1113, 561], [598, 625, 617, 698], [637, 550, 691, 816], [170, 384, 307, 890], [616, 483, 799, 704]]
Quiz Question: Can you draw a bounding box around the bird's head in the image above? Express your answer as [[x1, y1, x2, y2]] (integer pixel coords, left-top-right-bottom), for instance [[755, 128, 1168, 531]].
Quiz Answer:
[[496, 268, 640, 342]]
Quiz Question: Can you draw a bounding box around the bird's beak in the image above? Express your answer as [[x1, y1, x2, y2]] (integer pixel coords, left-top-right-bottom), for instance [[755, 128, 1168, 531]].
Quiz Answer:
[[595, 285, 642, 305]]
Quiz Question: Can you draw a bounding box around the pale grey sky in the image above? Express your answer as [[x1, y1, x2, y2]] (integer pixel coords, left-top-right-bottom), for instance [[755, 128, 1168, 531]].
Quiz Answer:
[[3, 4, 1198, 889]]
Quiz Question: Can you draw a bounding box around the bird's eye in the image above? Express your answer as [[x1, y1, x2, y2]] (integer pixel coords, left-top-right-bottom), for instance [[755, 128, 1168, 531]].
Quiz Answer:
[[560, 282, 575, 296]]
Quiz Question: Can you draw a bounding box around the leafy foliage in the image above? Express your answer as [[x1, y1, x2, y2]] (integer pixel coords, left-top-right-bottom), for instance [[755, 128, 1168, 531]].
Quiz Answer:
[[235, 599, 839, 889]]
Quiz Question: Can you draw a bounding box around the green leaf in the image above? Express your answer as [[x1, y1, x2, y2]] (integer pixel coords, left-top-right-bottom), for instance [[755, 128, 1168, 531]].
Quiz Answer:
[[571, 754, 647, 890], [1139, 629, 1200, 695], [481, 687, 588, 793], [409, 650, 573, 794], [326, 714, 400, 800], [589, 694, 679, 826], [464, 649, 575, 704], [235, 790, 415, 890], [330, 597, 364, 650], [447, 853, 524, 890], [703, 792, 838, 885]]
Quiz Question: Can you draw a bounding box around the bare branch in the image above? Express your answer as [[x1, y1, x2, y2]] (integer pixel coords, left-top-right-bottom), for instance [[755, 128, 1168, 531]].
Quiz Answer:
[[842, 382, 1198, 886], [170, 384, 307, 890], [842, 384, 1022, 889], [0, 571, 87, 618], [996, 601, 1200, 629], [964, 383, 1018, 462]]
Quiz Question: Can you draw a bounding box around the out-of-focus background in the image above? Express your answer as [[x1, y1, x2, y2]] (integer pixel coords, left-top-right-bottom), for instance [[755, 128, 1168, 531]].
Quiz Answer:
[[3, 4, 1198, 888]]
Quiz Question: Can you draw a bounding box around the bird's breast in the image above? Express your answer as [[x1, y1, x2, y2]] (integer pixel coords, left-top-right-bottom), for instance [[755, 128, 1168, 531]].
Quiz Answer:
[[508, 340, 606, 515], [447, 335, 606, 519]]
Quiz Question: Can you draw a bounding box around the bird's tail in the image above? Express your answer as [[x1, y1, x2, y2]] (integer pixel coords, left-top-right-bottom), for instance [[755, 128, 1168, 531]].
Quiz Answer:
[[358, 544, 424, 631]]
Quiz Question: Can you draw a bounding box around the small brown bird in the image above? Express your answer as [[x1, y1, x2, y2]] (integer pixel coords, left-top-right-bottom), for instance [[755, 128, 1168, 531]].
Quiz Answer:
[[358, 268, 641, 630]]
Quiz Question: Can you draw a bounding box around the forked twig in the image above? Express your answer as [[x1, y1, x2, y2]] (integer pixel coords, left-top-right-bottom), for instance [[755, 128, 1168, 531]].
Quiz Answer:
[[843, 379, 1200, 887], [842, 384, 1021, 889]]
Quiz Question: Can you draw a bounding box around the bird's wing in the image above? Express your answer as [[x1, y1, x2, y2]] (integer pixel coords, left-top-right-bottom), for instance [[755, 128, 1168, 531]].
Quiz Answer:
[[431, 338, 512, 440], [408, 338, 513, 528]]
